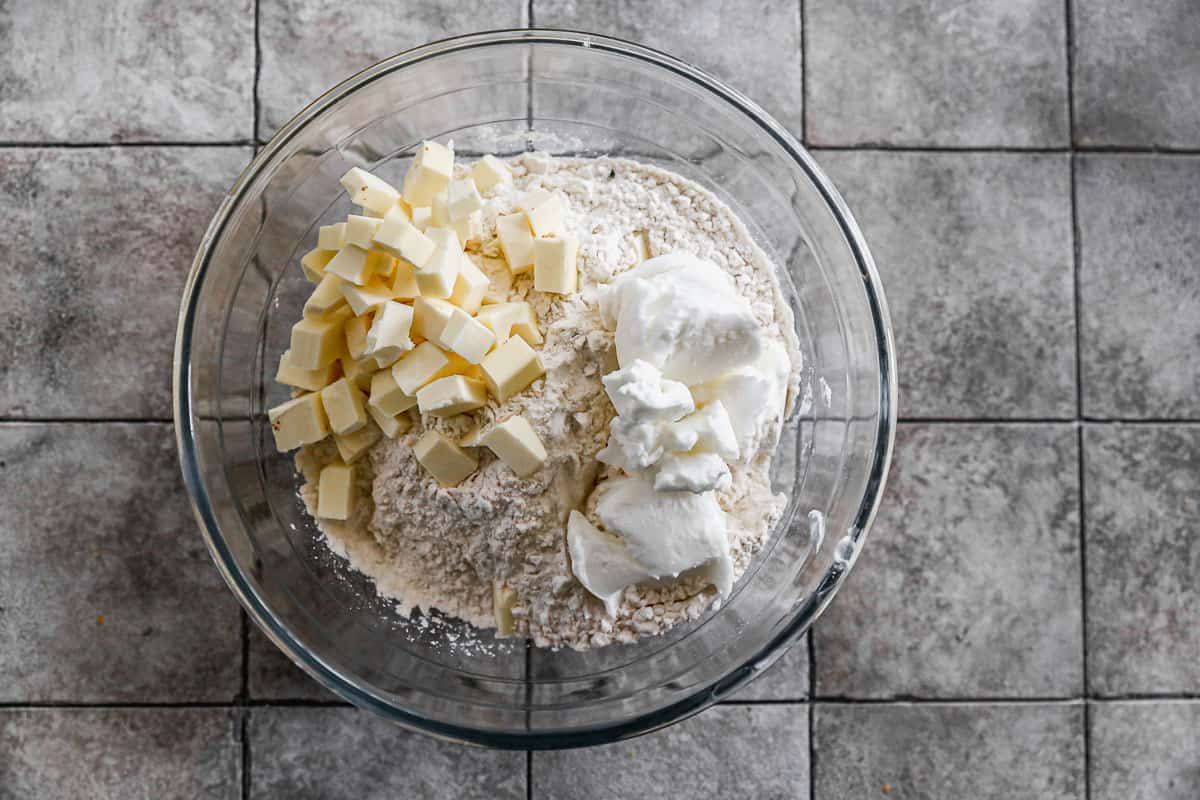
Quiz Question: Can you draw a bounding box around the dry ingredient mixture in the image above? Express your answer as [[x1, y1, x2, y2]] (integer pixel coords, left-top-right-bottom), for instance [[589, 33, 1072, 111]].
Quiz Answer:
[[274, 148, 800, 650]]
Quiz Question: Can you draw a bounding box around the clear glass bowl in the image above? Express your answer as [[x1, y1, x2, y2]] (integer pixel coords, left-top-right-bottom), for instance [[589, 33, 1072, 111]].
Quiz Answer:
[[174, 29, 896, 748]]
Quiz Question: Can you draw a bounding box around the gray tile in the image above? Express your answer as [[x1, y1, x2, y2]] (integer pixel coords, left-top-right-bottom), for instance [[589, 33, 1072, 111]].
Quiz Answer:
[[1073, 0, 1200, 148], [0, 147, 248, 419], [728, 634, 810, 702], [247, 624, 338, 701], [1090, 701, 1200, 800], [815, 424, 1083, 698], [1076, 156, 1200, 418], [0, 707, 240, 800], [533, 705, 808, 799], [258, 0, 527, 137], [0, 424, 241, 702], [0, 1, 253, 143], [249, 707, 525, 799], [817, 151, 1076, 418], [814, 703, 1085, 799], [806, 0, 1069, 147], [1083, 425, 1200, 695], [535, 0, 804, 135]]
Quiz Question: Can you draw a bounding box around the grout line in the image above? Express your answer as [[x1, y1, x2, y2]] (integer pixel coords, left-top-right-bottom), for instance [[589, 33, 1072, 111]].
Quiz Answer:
[[239, 610, 250, 800], [527, 0, 534, 26], [253, 0, 262, 142], [807, 632, 816, 799], [241, 708, 251, 800], [0, 700, 353, 709], [799, 0, 808, 145], [0, 140, 254, 149], [526, 750, 533, 800], [6, 416, 1200, 427], [731, 696, 1081, 706], [809, 143, 1200, 156], [1077, 424, 1093, 800], [0, 417, 172, 424], [1064, 0, 1077, 147]]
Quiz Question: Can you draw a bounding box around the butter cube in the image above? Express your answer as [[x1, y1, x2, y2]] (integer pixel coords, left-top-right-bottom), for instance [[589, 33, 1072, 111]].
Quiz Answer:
[[317, 222, 346, 251], [276, 349, 337, 392], [368, 368, 418, 415], [412, 296, 457, 348], [340, 354, 375, 392], [317, 463, 355, 520], [480, 336, 545, 402], [372, 207, 435, 268], [416, 375, 488, 417], [290, 316, 344, 370], [344, 313, 371, 360], [446, 177, 483, 221], [340, 167, 400, 215], [448, 254, 491, 314], [533, 236, 579, 294], [519, 189, 563, 237], [481, 415, 547, 478], [364, 300, 415, 366], [335, 424, 381, 463], [268, 393, 330, 451], [449, 209, 484, 246], [411, 206, 432, 231], [415, 239, 460, 299], [325, 244, 373, 286], [303, 273, 347, 317], [472, 155, 512, 193], [496, 212, 534, 274], [391, 259, 420, 299], [300, 248, 336, 283], [413, 429, 478, 487], [365, 250, 396, 281], [475, 302, 543, 347], [344, 214, 383, 249], [320, 377, 368, 435], [340, 278, 395, 316], [390, 341, 451, 395], [367, 403, 412, 439], [402, 140, 454, 206], [476, 255, 512, 305], [426, 226, 462, 253], [493, 583, 517, 636], [430, 190, 449, 228], [441, 308, 496, 364]]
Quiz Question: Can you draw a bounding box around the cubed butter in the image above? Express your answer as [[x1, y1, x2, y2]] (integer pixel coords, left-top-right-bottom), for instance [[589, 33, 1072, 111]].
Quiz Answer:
[[364, 300, 415, 366], [320, 377, 368, 435], [340, 354, 375, 392], [493, 583, 517, 636], [474, 302, 543, 347], [416, 375, 488, 417], [411, 206, 432, 231], [334, 423, 381, 463], [300, 248, 336, 283], [415, 239, 460, 299], [290, 315, 344, 370], [268, 393, 330, 451], [471, 154, 512, 193], [344, 214, 383, 249], [303, 273, 347, 317], [430, 190, 449, 228], [340, 279, 395, 316], [412, 296, 457, 348], [276, 349, 337, 392], [317, 462, 355, 520], [533, 236, 579, 294], [368, 368, 418, 415], [518, 188, 563, 237], [480, 415, 547, 478], [448, 253, 491, 314], [317, 222, 346, 251], [324, 244, 373, 286], [365, 250, 396, 281], [391, 259, 420, 299], [340, 167, 400, 215], [344, 313, 371, 360], [480, 336, 545, 402], [372, 207, 436, 267], [413, 429, 478, 487], [390, 341, 451, 395], [446, 177, 483, 221], [441, 307, 496, 364], [367, 403, 412, 439], [449, 209, 483, 246], [402, 140, 454, 206], [476, 255, 512, 305], [496, 212, 534, 274]]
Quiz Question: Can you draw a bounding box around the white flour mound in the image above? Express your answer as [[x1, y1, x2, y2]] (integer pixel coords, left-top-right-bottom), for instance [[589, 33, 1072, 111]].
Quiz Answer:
[[297, 153, 800, 650]]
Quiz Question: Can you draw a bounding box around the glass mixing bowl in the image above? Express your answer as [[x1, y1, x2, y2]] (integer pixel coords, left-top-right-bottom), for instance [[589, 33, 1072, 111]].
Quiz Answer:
[[174, 29, 896, 748]]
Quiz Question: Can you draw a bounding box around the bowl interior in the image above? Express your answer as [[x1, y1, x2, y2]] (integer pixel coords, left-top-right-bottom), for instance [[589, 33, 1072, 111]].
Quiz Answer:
[[176, 30, 893, 747]]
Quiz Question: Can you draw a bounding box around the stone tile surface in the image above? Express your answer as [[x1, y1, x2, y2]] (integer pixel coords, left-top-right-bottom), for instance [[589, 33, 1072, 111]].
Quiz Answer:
[[258, 0, 527, 136], [249, 707, 525, 799], [729, 633, 810, 702], [0, 424, 241, 702], [816, 150, 1075, 418], [534, 0, 804, 134], [814, 703, 1085, 799], [1076, 156, 1200, 418], [1073, 0, 1200, 148], [533, 705, 809, 799], [0, 0, 253, 143], [1083, 425, 1200, 695], [806, 0, 1069, 147], [815, 424, 1083, 698], [0, 707, 240, 800], [1090, 701, 1200, 800], [247, 624, 338, 701], [0, 146, 248, 419]]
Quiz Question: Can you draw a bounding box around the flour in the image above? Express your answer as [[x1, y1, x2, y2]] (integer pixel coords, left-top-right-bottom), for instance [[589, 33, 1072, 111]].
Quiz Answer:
[[297, 153, 800, 650]]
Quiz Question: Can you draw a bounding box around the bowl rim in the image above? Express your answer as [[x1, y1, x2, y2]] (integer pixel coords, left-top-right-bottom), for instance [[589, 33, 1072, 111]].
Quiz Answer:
[[174, 27, 898, 749]]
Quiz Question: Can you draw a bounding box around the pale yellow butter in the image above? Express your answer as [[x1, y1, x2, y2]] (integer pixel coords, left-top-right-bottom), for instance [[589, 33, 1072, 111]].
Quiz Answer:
[[471, 154, 512, 193], [481, 415, 548, 478], [339, 279, 395, 316], [369, 368, 418, 416], [449, 253, 491, 314], [268, 393, 330, 452], [320, 377, 368, 435], [340, 354, 375, 392], [344, 214, 383, 249], [416, 375, 488, 417], [413, 429, 478, 487], [317, 462, 355, 520], [533, 236, 579, 295], [275, 349, 337, 393], [496, 212, 535, 274], [317, 222, 346, 251], [493, 583, 518, 635], [302, 273, 347, 318], [391, 259, 420, 300], [476, 255, 512, 305], [324, 244, 373, 286], [441, 308, 496, 364], [364, 300, 415, 366], [412, 296, 457, 348], [448, 209, 483, 245], [411, 206, 432, 231], [289, 316, 344, 370], [344, 314, 370, 360], [446, 177, 483, 221], [402, 140, 454, 206], [518, 188, 563, 237], [390, 341, 451, 395], [300, 248, 336, 283], [334, 424, 381, 463], [340, 167, 400, 215], [372, 207, 436, 268], [474, 302, 543, 347], [480, 335, 545, 402], [416, 228, 461, 299], [367, 403, 412, 439]]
